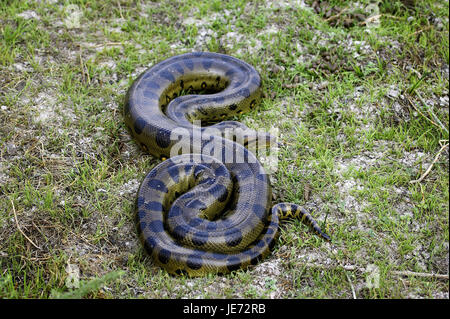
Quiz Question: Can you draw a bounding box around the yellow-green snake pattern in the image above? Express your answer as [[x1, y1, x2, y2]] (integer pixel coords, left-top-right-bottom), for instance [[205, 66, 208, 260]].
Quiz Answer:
[[124, 52, 330, 276]]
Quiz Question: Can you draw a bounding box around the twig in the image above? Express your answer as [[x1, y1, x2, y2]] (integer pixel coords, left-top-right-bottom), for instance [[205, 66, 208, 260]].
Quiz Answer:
[[382, 14, 404, 21], [325, 8, 349, 22], [282, 83, 302, 89], [415, 92, 449, 134], [410, 142, 449, 184], [117, 1, 125, 20], [410, 25, 433, 37], [302, 262, 449, 281], [406, 95, 440, 129], [79, 46, 87, 85], [359, 14, 381, 26], [345, 271, 357, 299], [391, 270, 448, 280], [10, 199, 41, 250], [92, 42, 123, 48]]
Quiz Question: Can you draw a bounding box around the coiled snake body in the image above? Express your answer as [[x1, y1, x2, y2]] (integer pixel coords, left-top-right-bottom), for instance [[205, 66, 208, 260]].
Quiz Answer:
[[125, 52, 330, 276]]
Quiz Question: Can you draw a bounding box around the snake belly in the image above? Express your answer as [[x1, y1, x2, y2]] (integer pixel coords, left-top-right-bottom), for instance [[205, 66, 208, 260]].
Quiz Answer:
[[124, 52, 330, 276]]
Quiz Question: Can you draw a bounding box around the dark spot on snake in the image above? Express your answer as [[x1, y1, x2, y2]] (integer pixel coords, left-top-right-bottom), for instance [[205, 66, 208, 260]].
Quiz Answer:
[[137, 196, 145, 208], [147, 179, 168, 193], [225, 68, 235, 77], [186, 199, 207, 211], [169, 205, 182, 218], [139, 221, 147, 232], [160, 70, 175, 82], [143, 90, 158, 100], [250, 99, 256, 108], [133, 117, 146, 135], [148, 220, 164, 233], [229, 103, 238, 110], [256, 172, 268, 182], [184, 59, 194, 70], [146, 81, 160, 89], [214, 165, 228, 177], [226, 256, 241, 272], [173, 63, 184, 74], [206, 221, 217, 231], [179, 79, 184, 89], [158, 248, 171, 264], [183, 163, 193, 174], [186, 254, 203, 270], [213, 96, 225, 104], [191, 231, 208, 247], [172, 225, 188, 241], [155, 128, 171, 148], [175, 269, 188, 276], [252, 204, 266, 219], [225, 229, 243, 247], [143, 237, 157, 254], [201, 81, 207, 89], [239, 88, 250, 97], [166, 95, 171, 104], [254, 239, 266, 249], [202, 59, 212, 70], [167, 166, 180, 183], [145, 201, 163, 212], [188, 217, 203, 227], [208, 184, 228, 202]]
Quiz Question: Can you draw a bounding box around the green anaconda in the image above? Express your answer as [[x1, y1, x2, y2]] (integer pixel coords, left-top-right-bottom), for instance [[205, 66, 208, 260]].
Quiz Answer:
[[124, 52, 330, 276]]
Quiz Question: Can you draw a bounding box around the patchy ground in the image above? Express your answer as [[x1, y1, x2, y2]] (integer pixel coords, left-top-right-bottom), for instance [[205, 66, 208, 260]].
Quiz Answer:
[[0, 0, 448, 298]]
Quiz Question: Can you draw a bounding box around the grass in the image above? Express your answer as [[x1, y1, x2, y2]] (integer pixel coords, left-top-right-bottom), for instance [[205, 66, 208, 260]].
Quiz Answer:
[[0, 0, 448, 299]]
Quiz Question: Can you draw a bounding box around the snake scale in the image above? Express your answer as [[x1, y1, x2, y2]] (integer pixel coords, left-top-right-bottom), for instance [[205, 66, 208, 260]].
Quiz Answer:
[[124, 52, 330, 276]]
